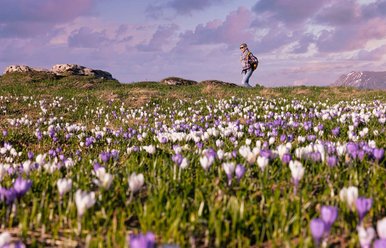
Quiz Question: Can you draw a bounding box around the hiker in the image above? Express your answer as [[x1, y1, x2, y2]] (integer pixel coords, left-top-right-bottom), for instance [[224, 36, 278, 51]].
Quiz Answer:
[[240, 43, 258, 88]]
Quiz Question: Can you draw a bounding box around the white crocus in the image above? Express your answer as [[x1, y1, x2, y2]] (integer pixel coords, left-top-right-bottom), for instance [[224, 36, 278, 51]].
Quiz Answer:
[[357, 225, 375, 248], [339, 186, 358, 210], [141, 145, 156, 154], [377, 217, 386, 239], [35, 153, 47, 165], [199, 156, 213, 171], [57, 178, 72, 196], [289, 160, 304, 182], [93, 167, 114, 190], [217, 149, 224, 161], [128, 172, 144, 193], [0, 232, 11, 247], [180, 158, 189, 169], [75, 190, 96, 217], [257, 156, 269, 171]]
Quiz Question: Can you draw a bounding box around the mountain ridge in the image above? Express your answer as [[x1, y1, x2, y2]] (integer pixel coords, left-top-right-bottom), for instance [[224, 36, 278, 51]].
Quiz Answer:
[[332, 71, 386, 89]]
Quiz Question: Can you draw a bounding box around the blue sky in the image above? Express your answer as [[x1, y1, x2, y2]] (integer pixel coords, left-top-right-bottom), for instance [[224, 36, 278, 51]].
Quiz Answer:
[[1, 0, 386, 86]]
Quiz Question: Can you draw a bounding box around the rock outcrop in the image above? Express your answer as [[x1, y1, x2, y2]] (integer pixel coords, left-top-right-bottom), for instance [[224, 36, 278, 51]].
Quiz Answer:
[[51, 64, 113, 80], [160, 77, 198, 86], [332, 71, 386, 89], [4, 64, 114, 80], [199, 80, 238, 87], [4, 65, 35, 73]]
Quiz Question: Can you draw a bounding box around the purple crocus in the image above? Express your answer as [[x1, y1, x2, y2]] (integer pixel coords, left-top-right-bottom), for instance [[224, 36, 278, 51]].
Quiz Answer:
[[331, 127, 340, 137], [310, 218, 325, 246], [2, 130, 7, 137], [355, 197, 372, 223], [374, 239, 386, 248], [13, 177, 32, 199], [129, 232, 155, 248], [235, 164, 246, 182], [99, 151, 110, 163], [172, 154, 183, 166], [327, 156, 337, 167], [280, 134, 287, 143], [281, 153, 291, 165], [320, 206, 338, 234], [347, 142, 359, 158], [27, 151, 34, 160], [374, 148, 385, 161]]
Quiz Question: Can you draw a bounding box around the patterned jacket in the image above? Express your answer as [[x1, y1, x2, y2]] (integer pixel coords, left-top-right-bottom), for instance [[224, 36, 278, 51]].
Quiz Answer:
[[240, 48, 251, 70]]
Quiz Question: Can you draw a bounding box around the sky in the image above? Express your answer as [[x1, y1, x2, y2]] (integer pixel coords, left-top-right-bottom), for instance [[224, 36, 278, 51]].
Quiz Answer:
[[1, 0, 386, 87]]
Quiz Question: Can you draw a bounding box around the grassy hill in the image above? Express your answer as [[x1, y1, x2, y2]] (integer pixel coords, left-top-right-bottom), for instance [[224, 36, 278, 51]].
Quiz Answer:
[[1, 72, 386, 247]]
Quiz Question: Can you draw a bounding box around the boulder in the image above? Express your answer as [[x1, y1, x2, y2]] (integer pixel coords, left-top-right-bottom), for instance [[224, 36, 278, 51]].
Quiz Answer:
[[199, 80, 238, 87], [4, 65, 34, 74], [160, 77, 198, 86], [51, 64, 114, 80]]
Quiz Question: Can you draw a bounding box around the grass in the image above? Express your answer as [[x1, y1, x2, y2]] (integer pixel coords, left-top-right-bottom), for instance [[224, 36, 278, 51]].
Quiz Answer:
[[0, 73, 386, 247]]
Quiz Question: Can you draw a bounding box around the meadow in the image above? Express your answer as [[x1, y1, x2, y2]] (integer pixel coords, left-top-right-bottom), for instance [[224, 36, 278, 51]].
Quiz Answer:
[[0, 72, 386, 247]]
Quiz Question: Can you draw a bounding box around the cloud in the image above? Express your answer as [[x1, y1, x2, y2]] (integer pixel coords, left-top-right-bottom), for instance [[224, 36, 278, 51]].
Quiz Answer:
[[252, 0, 330, 26], [146, 0, 230, 17], [137, 24, 179, 52], [68, 27, 111, 48], [0, 0, 97, 38], [314, 0, 362, 26], [176, 7, 254, 48], [315, 17, 386, 52], [357, 44, 386, 60]]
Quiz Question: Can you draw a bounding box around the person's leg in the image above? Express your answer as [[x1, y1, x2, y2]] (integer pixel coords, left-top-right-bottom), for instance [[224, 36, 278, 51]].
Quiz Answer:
[[241, 69, 253, 87]]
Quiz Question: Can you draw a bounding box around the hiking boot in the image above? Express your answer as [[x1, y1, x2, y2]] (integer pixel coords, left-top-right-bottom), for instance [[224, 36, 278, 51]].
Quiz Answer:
[[243, 83, 252, 88]]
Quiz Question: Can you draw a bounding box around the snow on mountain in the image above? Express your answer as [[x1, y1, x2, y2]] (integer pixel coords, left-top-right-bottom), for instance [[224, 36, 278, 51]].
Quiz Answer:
[[332, 71, 386, 89]]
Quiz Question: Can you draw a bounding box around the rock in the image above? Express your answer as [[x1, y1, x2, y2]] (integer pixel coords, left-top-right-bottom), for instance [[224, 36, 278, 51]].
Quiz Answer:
[[4, 64, 115, 80], [199, 80, 238, 87], [160, 77, 198, 86], [4, 65, 34, 74], [50, 64, 114, 80]]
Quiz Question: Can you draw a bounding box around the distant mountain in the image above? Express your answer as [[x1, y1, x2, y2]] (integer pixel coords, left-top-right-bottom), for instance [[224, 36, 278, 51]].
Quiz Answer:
[[332, 71, 386, 89]]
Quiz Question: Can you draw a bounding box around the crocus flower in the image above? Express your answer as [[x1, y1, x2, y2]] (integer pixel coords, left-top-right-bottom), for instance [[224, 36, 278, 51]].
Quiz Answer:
[[75, 189, 96, 217], [289, 160, 304, 193], [357, 225, 375, 248], [374, 148, 384, 161], [310, 218, 325, 246], [129, 232, 155, 248], [222, 162, 235, 186], [339, 186, 358, 210], [332, 127, 340, 137], [0, 232, 11, 247], [93, 167, 114, 190], [355, 197, 372, 223], [172, 154, 183, 166], [320, 206, 338, 234], [13, 177, 32, 199], [57, 178, 72, 196], [377, 217, 386, 239], [235, 164, 246, 182], [281, 153, 291, 165], [128, 173, 144, 193], [199, 156, 214, 171], [374, 239, 386, 248], [257, 156, 269, 171], [327, 156, 337, 167]]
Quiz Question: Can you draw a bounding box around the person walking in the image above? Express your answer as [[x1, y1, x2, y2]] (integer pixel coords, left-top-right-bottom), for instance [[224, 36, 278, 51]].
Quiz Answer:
[[240, 43, 258, 88]]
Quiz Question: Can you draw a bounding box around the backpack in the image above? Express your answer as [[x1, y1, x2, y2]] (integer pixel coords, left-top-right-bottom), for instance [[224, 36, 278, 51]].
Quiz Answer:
[[248, 52, 259, 71]]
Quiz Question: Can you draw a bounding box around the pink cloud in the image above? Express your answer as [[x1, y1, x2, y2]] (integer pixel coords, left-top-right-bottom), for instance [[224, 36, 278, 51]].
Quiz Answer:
[[146, 0, 231, 18], [252, 0, 331, 26], [176, 7, 254, 48], [137, 24, 179, 52], [0, 0, 96, 38]]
